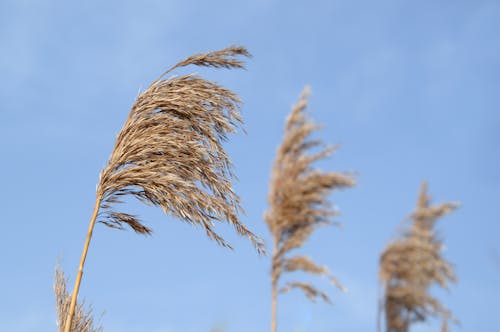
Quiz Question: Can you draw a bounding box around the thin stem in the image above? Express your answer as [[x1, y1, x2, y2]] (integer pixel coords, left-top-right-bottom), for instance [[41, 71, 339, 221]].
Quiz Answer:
[[271, 278, 277, 332], [271, 238, 278, 332], [64, 192, 103, 332]]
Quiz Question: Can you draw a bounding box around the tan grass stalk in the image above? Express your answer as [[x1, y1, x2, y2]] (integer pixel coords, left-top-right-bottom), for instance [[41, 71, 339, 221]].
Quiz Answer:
[[379, 181, 459, 332], [55, 266, 103, 332], [64, 45, 264, 331], [264, 86, 355, 332]]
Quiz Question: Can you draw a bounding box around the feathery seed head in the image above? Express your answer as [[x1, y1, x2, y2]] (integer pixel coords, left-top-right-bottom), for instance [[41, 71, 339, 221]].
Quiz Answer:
[[379, 182, 459, 332], [54, 266, 103, 332], [265, 86, 355, 304], [94, 45, 264, 253]]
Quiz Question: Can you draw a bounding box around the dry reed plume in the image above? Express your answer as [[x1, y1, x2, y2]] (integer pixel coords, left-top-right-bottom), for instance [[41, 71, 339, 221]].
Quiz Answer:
[[55, 266, 102, 332], [64, 45, 264, 331], [379, 182, 459, 332], [264, 86, 355, 332]]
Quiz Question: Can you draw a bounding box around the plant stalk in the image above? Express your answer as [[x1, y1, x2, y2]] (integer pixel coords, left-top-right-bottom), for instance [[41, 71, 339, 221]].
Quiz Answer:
[[64, 193, 102, 332], [271, 278, 277, 332], [271, 238, 278, 332]]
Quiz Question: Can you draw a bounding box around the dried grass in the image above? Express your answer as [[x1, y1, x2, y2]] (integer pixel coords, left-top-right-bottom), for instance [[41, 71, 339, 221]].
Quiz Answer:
[[379, 182, 459, 332], [55, 266, 103, 332], [64, 45, 264, 331], [264, 86, 355, 332], [97, 45, 263, 251]]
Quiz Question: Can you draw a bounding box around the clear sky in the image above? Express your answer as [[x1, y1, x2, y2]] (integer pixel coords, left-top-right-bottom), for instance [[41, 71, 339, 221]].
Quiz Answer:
[[1, 1, 499, 331]]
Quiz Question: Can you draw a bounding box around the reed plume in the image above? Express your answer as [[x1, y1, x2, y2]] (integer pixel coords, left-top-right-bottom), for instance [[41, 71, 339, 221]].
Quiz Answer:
[[379, 181, 459, 332], [264, 86, 355, 332], [55, 266, 102, 332], [64, 45, 264, 332]]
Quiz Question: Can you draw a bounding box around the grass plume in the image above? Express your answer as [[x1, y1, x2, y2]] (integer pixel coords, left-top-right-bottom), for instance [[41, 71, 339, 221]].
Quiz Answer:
[[64, 45, 264, 331], [264, 86, 355, 332], [96, 45, 263, 250], [55, 266, 102, 332], [379, 181, 459, 332]]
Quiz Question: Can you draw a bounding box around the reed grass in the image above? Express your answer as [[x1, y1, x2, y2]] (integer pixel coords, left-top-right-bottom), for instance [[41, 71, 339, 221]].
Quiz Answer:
[[55, 266, 102, 332], [379, 181, 459, 332], [64, 45, 264, 331], [264, 86, 355, 332]]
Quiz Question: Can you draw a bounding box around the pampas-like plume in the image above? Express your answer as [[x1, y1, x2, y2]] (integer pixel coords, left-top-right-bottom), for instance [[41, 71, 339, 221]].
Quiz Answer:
[[379, 182, 459, 332], [264, 86, 355, 332], [64, 45, 264, 332], [55, 266, 102, 332]]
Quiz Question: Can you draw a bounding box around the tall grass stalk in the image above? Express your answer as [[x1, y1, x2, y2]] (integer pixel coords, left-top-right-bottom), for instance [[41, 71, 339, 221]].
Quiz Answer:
[[264, 87, 355, 332], [64, 45, 264, 331], [379, 182, 459, 332], [55, 266, 102, 332]]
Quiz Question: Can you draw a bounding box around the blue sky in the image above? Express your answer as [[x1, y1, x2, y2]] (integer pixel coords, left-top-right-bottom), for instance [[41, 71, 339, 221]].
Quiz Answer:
[[1, 1, 499, 331]]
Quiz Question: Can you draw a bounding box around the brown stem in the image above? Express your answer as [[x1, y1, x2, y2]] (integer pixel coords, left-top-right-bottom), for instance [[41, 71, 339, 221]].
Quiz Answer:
[[271, 278, 277, 332], [64, 192, 102, 332], [271, 238, 278, 332]]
